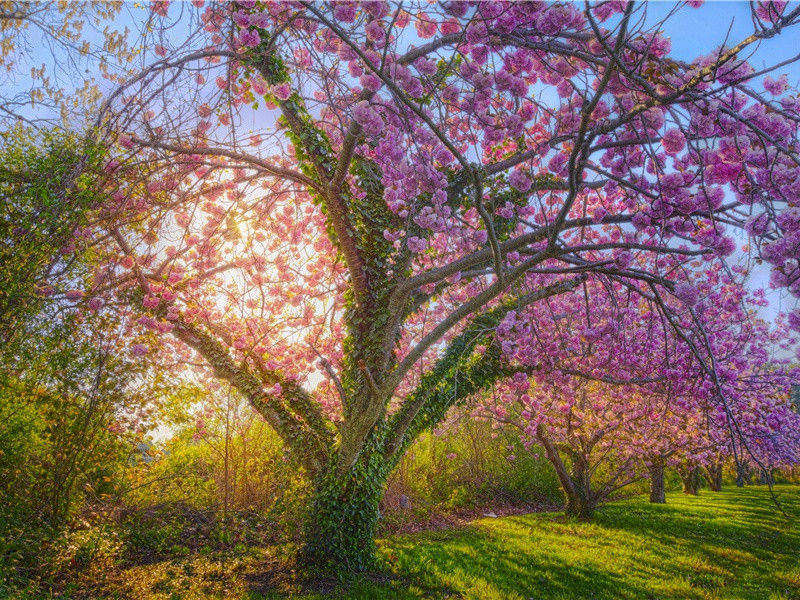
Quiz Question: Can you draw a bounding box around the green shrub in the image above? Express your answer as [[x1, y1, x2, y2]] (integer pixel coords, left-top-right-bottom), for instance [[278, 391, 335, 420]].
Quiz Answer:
[[382, 419, 563, 525]]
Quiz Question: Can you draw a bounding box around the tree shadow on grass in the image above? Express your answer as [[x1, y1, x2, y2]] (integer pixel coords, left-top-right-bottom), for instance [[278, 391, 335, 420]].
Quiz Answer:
[[593, 488, 800, 559], [384, 523, 668, 600], [246, 488, 800, 600]]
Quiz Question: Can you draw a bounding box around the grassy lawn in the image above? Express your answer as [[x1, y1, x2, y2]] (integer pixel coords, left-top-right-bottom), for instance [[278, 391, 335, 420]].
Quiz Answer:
[[114, 486, 799, 600]]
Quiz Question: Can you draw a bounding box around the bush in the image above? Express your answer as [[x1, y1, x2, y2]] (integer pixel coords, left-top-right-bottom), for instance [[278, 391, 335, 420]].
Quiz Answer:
[[381, 419, 563, 528]]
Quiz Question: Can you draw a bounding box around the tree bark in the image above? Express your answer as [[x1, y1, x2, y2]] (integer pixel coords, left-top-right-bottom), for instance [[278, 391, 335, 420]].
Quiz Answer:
[[735, 461, 750, 487], [704, 460, 723, 492], [297, 449, 387, 577], [679, 464, 701, 495], [648, 460, 666, 503], [565, 456, 595, 519], [757, 468, 774, 486], [536, 427, 595, 519]]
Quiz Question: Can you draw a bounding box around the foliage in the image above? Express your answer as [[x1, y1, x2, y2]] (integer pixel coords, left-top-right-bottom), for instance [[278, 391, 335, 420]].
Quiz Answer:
[[383, 419, 562, 527], [0, 311, 168, 588], [0, 127, 104, 356]]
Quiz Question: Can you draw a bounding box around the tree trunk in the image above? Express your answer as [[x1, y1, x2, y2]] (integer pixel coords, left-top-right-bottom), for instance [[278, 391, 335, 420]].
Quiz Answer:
[[298, 452, 387, 577], [648, 461, 666, 503], [679, 464, 701, 495], [735, 462, 750, 487], [564, 456, 595, 520], [537, 428, 594, 520], [564, 488, 595, 520], [757, 468, 774, 486], [705, 460, 723, 492]]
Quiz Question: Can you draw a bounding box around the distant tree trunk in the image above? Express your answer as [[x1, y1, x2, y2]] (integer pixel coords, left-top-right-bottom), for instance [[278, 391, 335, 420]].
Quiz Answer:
[[679, 464, 701, 495], [757, 468, 775, 486], [648, 458, 666, 504], [537, 428, 595, 519], [735, 462, 750, 487], [704, 460, 723, 492]]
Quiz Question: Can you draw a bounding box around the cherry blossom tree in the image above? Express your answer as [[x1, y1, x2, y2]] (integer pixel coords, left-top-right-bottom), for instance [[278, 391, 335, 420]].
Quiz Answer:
[[62, 0, 800, 575], [491, 270, 798, 512]]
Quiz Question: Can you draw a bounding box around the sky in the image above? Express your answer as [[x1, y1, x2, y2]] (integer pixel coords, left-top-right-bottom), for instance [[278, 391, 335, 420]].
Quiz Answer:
[[649, 1, 800, 322]]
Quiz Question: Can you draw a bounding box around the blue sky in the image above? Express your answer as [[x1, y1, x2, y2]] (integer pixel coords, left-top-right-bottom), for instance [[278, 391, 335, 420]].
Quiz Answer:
[[647, 2, 800, 322], [653, 0, 799, 74]]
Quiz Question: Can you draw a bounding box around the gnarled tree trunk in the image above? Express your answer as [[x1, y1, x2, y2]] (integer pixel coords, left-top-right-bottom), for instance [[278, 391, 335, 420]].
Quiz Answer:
[[678, 463, 701, 495], [299, 448, 388, 575], [566, 456, 595, 519], [537, 427, 595, 519], [647, 457, 666, 503], [704, 460, 723, 492]]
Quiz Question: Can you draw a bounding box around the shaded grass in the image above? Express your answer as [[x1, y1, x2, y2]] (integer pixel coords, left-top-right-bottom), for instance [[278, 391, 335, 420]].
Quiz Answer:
[[61, 485, 800, 599], [261, 486, 800, 600]]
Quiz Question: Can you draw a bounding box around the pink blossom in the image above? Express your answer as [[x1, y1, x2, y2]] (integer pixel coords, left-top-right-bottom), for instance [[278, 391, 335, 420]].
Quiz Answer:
[[365, 20, 385, 44], [237, 28, 261, 49], [272, 83, 292, 101], [509, 168, 532, 192], [674, 282, 699, 306], [407, 236, 428, 253], [333, 2, 357, 22], [764, 74, 789, 96], [662, 128, 686, 155]]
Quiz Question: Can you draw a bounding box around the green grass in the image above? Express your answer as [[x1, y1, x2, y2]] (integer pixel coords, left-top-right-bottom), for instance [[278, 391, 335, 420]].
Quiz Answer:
[[100, 486, 800, 600]]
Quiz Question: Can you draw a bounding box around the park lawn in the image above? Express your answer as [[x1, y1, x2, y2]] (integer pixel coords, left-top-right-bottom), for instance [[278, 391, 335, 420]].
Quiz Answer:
[[115, 485, 800, 600]]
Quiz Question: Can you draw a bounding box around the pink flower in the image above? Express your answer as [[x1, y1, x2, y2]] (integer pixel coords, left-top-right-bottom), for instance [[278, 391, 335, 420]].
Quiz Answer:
[[237, 28, 261, 49], [365, 20, 385, 44], [269, 382, 283, 395], [352, 100, 383, 136], [415, 14, 438, 38], [788, 310, 800, 332], [407, 236, 428, 253], [764, 74, 788, 96], [272, 83, 292, 101], [360, 73, 382, 93], [441, 18, 461, 35], [332, 2, 357, 22], [615, 251, 633, 269], [151, 0, 169, 17], [131, 344, 148, 357], [662, 128, 686, 155], [674, 282, 699, 306], [509, 168, 532, 192]]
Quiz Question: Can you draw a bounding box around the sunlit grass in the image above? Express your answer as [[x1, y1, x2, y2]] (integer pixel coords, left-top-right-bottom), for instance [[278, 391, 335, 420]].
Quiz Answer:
[[108, 486, 799, 600]]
